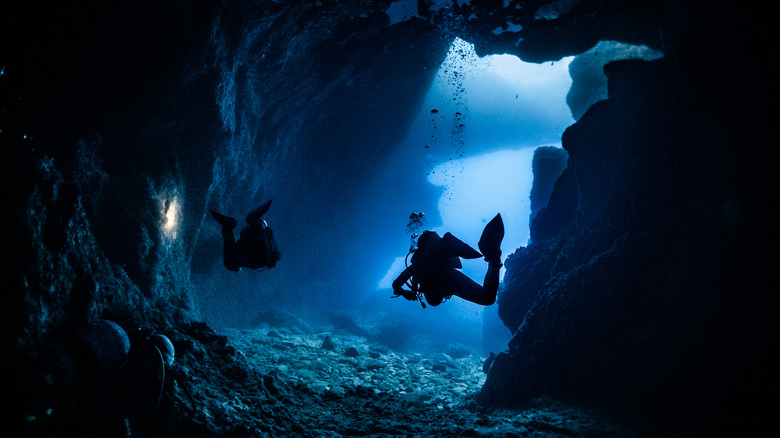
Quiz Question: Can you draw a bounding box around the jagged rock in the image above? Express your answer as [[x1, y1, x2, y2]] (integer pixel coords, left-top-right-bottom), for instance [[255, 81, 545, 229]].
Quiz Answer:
[[444, 343, 472, 359], [343, 346, 361, 358], [368, 344, 389, 357], [321, 335, 335, 350], [251, 308, 312, 333], [262, 375, 279, 397], [431, 363, 447, 373], [364, 359, 386, 370], [482, 352, 496, 375], [529, 146, 569, 224], [566, 41, 663, 121]]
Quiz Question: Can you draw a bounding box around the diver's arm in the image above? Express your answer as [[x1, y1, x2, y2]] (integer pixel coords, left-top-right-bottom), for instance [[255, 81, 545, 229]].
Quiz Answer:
[[392, 265, 417, 299]]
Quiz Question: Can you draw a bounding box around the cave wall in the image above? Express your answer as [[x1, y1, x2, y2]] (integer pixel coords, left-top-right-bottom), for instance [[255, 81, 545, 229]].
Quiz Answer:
[[194, 0, 454, 317], [1, 0, 223, 351], [465, 1, 775, 434], [2, 0, 453, 340]]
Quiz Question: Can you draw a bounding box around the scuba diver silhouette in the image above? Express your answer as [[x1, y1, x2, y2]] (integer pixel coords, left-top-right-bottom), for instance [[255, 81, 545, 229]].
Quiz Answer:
[[393, 214, 504, 307], [210, 199, 281, 272]]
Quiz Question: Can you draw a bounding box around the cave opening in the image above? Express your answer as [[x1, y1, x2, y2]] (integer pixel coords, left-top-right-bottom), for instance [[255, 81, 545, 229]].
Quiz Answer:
[[377, 37, 573, 282], [191, 33, 664, 356], [371, 37, 574, 352]]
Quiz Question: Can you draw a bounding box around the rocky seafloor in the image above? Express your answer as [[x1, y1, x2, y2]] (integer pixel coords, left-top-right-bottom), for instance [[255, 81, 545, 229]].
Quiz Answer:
[[159, 320, 648, 438]]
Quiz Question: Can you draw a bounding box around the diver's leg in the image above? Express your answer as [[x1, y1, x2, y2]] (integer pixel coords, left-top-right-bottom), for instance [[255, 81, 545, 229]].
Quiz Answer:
[[444, 268, 499, 306], [220, 228, 240, 271], [210, 210, 240, 271], [210, 210, 237, 230], [246, 199, 272, 225], [481, 261, 501, 303]]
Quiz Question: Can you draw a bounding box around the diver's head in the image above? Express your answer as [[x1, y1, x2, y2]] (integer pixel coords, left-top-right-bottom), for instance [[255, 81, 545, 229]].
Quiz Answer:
[[416, 230, 440, 251]]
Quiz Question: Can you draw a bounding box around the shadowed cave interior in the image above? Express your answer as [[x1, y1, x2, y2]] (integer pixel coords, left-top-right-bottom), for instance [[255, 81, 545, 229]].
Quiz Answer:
[[1, 1, 775, 437]]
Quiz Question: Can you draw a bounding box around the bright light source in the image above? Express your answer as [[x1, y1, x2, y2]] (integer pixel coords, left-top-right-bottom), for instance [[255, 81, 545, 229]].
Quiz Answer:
[[163, 199, 179, 236]]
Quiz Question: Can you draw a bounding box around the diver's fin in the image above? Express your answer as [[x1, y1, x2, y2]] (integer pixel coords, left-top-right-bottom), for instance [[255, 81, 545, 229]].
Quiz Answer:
[[478, 214, 504, 264], [441, 232, 482, 260], [247, 199, 272, 224], [210, 209, 237, 230]]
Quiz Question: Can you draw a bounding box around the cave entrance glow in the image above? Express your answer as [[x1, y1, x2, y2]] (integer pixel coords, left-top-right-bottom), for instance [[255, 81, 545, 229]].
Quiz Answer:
[[377, 38, 574, 294]]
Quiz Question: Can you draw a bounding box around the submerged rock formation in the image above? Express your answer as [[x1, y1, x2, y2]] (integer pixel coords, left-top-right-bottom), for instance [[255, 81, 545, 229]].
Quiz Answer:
[[2, 0, 775, 436], [478, 3, 775, 436], [528, 146, 568, 227]]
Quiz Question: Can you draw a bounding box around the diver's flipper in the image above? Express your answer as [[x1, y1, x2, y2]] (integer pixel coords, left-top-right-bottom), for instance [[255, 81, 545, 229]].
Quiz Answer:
[[210, 209, 237, 230], [478, 214, 504, 264], [441, 232, 482, 260], [247, 199, 272, 224]]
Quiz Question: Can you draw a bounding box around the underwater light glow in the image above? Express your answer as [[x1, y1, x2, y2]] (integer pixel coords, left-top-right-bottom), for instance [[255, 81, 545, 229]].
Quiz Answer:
[[163, 199, 179, 236], [425, 39, 573, 280]]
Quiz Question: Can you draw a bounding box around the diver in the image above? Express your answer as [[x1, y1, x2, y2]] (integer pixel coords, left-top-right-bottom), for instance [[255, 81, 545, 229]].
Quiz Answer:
[[210, 199, 281, 272], [393, 214, 504, 307]]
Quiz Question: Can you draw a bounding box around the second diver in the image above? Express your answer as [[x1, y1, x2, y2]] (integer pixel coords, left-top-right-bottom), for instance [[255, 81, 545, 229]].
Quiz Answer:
[[393, 214, 504, 307]]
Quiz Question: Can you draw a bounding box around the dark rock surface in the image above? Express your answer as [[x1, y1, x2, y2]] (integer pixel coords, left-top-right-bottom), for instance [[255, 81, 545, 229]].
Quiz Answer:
[[528, 146, 568, 226], [488, 51, 774, 438], [566, 40, 663, 121]]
